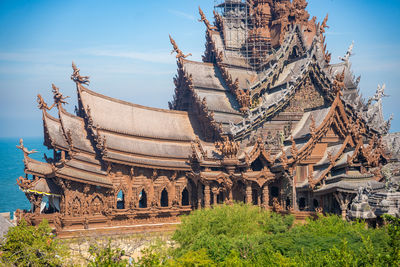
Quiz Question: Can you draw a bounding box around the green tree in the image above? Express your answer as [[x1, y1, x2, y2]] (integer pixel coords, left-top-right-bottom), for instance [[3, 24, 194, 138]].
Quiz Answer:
[[383, 214, 400, 265], [172, 203, 294, 263], [88, 239, 128, 267], [0, 219, 67, 267]]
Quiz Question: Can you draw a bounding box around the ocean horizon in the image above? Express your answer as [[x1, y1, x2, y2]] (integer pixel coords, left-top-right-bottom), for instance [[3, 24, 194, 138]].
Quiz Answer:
[[0, 137, 50, 214]]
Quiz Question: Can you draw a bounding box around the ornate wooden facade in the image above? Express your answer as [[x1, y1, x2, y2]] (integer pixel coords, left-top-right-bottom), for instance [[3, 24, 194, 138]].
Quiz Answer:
[[16, 0, 395, 233]]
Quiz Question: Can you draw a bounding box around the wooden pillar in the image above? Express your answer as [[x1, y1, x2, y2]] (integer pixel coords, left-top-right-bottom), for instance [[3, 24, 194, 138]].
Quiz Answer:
[[204, 185, 211, 208], [263, 185, 270, 210], [212, 188, 218, 205], [197, 183, 203, 209], [292, 174, 298, 211], [246, 182, 252, 204], [334, 192, 351, 220]]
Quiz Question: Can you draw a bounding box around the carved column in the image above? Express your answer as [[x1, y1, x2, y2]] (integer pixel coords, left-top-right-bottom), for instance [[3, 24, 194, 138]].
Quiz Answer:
[[257, 191, 261, 207], [246, 182, 252, 204], [204, 184, 211, 208], [228, 189, 233, 204], [263, 185, 270, 210], [334, 192, 352, 220], [212, 187, 218, 205], [197, 183, 203, 209]]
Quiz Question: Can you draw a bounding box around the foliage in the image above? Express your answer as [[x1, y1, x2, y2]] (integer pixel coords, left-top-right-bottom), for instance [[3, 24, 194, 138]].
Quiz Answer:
[[0, 219, 67, 267], [383, 214, 400, 265], [266, 214, 389, 258], [172, 203, 294, 262], [88, 239, 128, 267], [134, 239, 170, 267]]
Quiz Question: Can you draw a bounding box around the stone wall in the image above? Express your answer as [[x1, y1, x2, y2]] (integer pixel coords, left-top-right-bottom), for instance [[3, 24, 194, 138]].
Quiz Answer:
[[62, 231, 173, 266]]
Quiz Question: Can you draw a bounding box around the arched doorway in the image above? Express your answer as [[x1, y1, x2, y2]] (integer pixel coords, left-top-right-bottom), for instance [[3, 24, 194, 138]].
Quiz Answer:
[[181, 187, 189, 206], [160, 188, 168, 207], [139, 189, 147, 208]]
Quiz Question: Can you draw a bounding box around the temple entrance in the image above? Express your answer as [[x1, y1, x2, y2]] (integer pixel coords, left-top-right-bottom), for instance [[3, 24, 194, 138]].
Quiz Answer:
[[217, 192, 224, 204], [117, 190, 124, 209], [139, 189, 147, 208], [252, 188, 259, 205], [181, 187, 189, 206], [299, 197, 306, 210], [271, 186, 279, 198], [161, 188, 168, 207], [232, 181, 246, 203]]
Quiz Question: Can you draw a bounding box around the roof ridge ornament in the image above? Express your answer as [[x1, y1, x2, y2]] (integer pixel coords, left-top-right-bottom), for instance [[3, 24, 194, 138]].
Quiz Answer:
[[37, 94, 55, 111], [16, 138, 38, 158], [367, 84, 389, 106], [169, 35, 192, 60], [198, 7, 217, 31], [71, 61, 90, 85], [339, 41, 354, 63], [332, 69, 345, 96], [52, 84, 69, 107]]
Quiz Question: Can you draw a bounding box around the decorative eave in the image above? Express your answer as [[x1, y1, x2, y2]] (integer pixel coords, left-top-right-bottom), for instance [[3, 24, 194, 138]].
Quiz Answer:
[[245, 136, 274, 166]]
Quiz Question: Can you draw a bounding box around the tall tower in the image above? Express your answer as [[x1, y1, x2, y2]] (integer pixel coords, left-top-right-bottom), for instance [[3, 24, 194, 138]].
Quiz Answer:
[[247, 0, 273, 68]]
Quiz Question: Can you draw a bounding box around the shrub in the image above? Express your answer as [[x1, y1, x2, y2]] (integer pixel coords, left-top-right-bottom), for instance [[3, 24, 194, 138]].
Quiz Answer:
[[172, 203, 294, 263], [88, 240, 128, 267], [0, 219, 67, 267]]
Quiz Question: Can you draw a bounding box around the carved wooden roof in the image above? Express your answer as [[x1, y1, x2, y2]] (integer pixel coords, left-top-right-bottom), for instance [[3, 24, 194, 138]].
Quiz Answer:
[[79, 85, 197, 141]]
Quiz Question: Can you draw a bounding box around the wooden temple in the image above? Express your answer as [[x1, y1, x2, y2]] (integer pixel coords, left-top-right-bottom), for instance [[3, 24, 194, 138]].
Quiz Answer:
[[15, 0, 397, 233]]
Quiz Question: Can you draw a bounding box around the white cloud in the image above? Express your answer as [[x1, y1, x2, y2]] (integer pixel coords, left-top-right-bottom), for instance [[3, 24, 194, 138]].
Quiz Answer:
[[87, 49, 175, 64], [167, 9, 196, 21]]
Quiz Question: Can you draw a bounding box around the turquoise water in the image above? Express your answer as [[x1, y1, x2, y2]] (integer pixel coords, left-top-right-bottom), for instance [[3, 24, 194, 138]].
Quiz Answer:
[[0, 137, 50, 213]]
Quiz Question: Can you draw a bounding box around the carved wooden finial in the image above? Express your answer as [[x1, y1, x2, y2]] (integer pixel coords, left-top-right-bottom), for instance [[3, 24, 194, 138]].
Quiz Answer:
[[332, 69, 345, 95], [51, 84, 69, 107], [320, 14, 329, 34], [71, 61, 90, 85], [199, 7, 217, 31], [16, 138, 38, 158], [280, 145, 289, 169], [290, 136, 299, 160], [169, 35, 192, 59], [37, 94, 55, 111]]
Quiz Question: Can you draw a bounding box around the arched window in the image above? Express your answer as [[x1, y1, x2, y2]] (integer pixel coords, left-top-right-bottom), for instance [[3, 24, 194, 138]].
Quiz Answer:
[[160, 188, 168, 207], [139, 189, 147, 208], [181, 188, 189, 206], [117, 190, 124, 209]]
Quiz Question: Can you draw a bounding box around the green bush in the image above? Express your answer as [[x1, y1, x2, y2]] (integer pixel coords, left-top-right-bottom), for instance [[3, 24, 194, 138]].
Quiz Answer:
[[0, 219, 67, 267], [267, 214, 389, 258], [172, 203, 294, 263], [88, 239, 128, 267]]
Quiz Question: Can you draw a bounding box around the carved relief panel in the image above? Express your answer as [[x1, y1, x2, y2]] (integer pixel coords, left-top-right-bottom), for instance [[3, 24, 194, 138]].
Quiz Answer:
[[285, 76, 325, 112]]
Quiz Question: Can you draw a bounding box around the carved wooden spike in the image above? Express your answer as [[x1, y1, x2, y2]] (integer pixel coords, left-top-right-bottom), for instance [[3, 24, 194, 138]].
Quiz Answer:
[[169, 35, 192, 59]]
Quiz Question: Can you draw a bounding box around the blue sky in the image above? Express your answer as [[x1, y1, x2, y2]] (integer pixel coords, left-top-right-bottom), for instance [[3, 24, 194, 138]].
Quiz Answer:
[[0, 0, 399, 138]]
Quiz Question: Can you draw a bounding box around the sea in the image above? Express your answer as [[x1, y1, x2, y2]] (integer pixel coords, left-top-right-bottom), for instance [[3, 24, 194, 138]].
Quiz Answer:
[[0, 137, 50, 214]]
